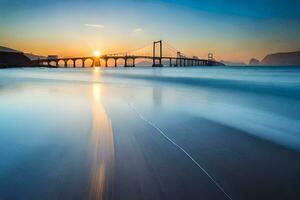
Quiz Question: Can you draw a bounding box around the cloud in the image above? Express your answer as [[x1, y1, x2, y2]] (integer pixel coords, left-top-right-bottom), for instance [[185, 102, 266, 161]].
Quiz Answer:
[[133, 28, 143, 32], [84, 24, 104, 28]]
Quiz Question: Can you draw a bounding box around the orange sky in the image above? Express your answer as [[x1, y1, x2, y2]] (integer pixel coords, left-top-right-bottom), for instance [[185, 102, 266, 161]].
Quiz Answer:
[[1, 1, 300, 63]]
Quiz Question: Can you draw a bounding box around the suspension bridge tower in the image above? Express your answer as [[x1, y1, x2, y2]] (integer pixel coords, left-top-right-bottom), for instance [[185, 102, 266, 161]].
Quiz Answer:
[[152, 40, 163, 67]]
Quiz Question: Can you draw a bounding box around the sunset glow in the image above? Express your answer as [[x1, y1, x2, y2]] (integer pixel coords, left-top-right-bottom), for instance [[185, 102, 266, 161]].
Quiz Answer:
[[93, 51, 101, 57], [1, 0, 300, 63]]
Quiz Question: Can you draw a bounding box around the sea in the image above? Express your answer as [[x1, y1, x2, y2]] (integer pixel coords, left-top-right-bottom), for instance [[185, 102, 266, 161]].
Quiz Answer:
[[0, 66, 300, 200]]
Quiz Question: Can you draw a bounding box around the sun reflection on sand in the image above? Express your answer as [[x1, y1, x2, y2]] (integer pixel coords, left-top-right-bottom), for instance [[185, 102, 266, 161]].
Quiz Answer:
[[89, 83, 115, 200]]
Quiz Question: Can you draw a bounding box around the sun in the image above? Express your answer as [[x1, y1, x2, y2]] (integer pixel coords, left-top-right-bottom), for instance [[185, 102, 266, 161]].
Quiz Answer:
[[93, 50, 101, 57]]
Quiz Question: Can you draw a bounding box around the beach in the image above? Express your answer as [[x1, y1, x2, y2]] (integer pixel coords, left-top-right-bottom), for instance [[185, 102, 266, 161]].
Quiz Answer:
[[0, 66, 300, 200]]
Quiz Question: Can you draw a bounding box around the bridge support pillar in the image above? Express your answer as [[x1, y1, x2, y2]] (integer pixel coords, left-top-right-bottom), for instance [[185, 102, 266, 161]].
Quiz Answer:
[[73, 59, 76, 68], [152, 40, 163, 67], [114, 59, 117, 67], [105, 59, 108, 67], [82, 59, 85, 68], [64, 60, 67, 67], [93, 58, 101, 67], [169, 58, 172, 67], [124, 58, 127, 67], [152, 58, 163, 67], [133, 58, 135, 67]]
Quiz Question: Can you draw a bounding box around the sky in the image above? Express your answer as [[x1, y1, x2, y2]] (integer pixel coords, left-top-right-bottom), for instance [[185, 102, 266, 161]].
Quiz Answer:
[[1, 0, 300, 62]]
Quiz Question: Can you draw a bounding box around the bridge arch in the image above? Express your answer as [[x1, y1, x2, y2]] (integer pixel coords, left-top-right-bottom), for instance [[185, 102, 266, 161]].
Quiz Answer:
[[124, 57, 136, 67], [58, 60, 65, 67], [75, 59, 83, 67], [116, 58, 125, 67], [66, 59, 74, 67], [83, 58, 93, 67], [106, 57, 117, 67], [49, 60, 58, 67]]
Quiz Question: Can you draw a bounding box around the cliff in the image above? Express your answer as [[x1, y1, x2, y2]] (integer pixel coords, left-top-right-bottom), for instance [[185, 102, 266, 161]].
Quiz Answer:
[[249, 58, 260, 65], [0, 46, 21, 53], [0, 51, 33, 67], [261, 51, 300, 66]]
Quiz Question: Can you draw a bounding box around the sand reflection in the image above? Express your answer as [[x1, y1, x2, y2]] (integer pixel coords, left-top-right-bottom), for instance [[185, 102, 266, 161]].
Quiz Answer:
[[89, 83, 115, 200]]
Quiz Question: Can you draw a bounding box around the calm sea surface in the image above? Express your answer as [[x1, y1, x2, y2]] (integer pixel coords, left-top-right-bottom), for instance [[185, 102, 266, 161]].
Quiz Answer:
[[0, 66, 300, 200]]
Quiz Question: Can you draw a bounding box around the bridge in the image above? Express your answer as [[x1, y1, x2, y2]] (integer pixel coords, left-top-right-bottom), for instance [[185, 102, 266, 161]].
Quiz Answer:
[[35, 40, 224, 67]]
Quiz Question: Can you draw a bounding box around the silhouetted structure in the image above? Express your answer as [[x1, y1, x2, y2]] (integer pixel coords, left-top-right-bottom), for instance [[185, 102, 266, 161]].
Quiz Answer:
[[152, 40, 163, 67], [33, 40, 225, 68]]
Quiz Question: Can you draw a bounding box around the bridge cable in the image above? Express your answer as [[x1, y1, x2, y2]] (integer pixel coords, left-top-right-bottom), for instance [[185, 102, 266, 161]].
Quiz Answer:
[[163, 41, 194, 58], [106, 43, 152, 56]]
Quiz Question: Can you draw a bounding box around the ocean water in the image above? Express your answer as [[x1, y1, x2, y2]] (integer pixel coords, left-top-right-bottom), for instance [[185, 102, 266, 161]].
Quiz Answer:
[[0, 66, 300, 199]]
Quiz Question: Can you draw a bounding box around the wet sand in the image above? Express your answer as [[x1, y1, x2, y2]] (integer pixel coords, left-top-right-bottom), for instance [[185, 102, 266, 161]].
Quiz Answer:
[[0, 67, 300, 200]]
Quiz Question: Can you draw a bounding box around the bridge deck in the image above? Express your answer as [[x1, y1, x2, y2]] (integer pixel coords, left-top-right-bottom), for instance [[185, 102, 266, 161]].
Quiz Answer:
[[35, 55, 224, 67]]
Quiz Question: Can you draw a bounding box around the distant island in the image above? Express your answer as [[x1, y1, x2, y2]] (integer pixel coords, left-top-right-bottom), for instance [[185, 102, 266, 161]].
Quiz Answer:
[[249, 51, 300, 66], [220, 60, 246, 66]]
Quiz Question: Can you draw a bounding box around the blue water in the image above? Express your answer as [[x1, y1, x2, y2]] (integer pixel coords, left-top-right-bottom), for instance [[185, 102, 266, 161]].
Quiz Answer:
[[2, 66, 299, 149], [0, 66, 300, 199]]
